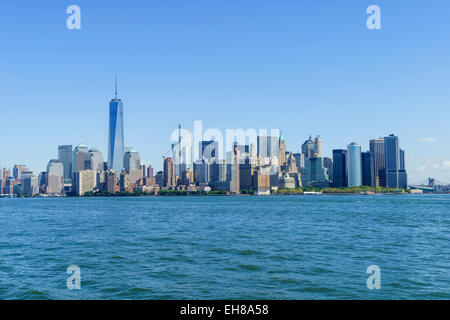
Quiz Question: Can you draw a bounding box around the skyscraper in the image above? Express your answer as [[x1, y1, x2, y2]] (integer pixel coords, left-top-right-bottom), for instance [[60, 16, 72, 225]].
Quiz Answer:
[[301, 136, 315, 158], [72, 144, 89, 174], [384, 134, 407, 189], [46, 159, 64, 194], [73, 170, 97, 196], [361, 151, 372, 187], [163, 157, 176, 188], [302, 155, 330, 188], [108, 78, 125, 174], [257, 136, 279, 160], [22, 175, 39, 196], [58, 145, 73, 181], [347, 142, 362, 187], [124, 149, 141, 184], [88, 148, 104, 172], [332, 149, 347, 187], [278, 134, 287, 167], [172, 125, 192, 176], [369, 138, 385, 187], [231, 144, 240, 193], [13, 165, 28, 181], [314, 136, 322, 157], [210, 160, 227, 183]]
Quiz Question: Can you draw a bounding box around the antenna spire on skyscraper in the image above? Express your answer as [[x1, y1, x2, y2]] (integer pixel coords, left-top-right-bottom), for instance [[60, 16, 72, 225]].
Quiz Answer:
[[115, 75, 118, 99]]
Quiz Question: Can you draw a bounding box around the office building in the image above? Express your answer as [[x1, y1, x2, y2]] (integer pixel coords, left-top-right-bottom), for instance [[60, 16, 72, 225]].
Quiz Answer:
[[155, 171, 164, 187], [124, 149, 141, 184], [13, 165, 28, 181], [302, 155, 330, 188], [88, 148, 104, 172], [369, 138, 386, 187], [278, 134, 287, 167], [323, 157, 333, 184], [73, 170, 97, 196], [301, 136, 315, 158], [384, 134, 408, 189], [361, 151, 372, 187], [108, 79, 125, 174], [46, 159, 64, 194], [58, 145, 73, 180], [257, 136, 279, 160], [163, 157, 176, 188], [22, 175, 39, 196], [347, 142, 362, 187], [72, 144, 89, 174], [332, 149, 347, 187]]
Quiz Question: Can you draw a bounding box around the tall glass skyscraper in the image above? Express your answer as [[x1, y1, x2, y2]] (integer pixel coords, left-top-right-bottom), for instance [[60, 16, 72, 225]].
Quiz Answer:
[[384, 134, 408, 189], [369, 138, 386, 187], [108, 81, 124, 174], [332, 149, 347, 187], [58, 145, 73, 180], [347, 142, 362, 187]]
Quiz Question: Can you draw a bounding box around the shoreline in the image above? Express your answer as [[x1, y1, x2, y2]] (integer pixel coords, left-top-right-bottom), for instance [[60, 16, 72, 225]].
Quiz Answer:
[[2, 192, 445, 199]]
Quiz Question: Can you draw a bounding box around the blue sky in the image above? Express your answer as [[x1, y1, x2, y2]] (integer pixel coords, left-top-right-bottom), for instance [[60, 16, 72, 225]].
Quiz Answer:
[[1, 0, 450, 183]]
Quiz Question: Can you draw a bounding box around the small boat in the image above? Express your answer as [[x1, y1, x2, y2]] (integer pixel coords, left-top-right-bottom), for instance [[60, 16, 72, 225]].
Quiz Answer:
[[303, 191, 323, 195]]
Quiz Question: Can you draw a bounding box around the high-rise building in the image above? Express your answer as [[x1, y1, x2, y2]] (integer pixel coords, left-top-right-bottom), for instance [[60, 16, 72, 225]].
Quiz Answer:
[[163, 157, 176, 188], [58, 145, 73, 180], [22, 175, 39, 196], [108, 79, 125, 174], [278, 134, 287, 167], [124, 149, 141, 184], [332, 149, 347, 187], [2, 176, 15, 195], [194, 160, 210, 184], [361, 151, 372, 187], [301, 136, 315, 158], [347, 142, 362, 187], [147, 165, 154, 178], [155, 171, 164, 187], [104, 170, 119, 193], [384, 134, 407, 189], [314, 136, 322, 157], [284, 153, 302, 188], [230, 145, 240, 193], [73, 170, 97, 196], [210, 160, 227, 184], [181, 168, 194, 185], [293, 153, 305, 175], [302, 155, 330, 188], [172, 125, 192, 176], [252, 166, 271, 195], [46, 159, 64, 194], [88, 148, 104, 172], [72, 144, 89, 175], [323, 157, 333, 183], [13, 165, 28, 181], [369, 138, 386, 187], [239, 162, 253, 191], [140, 164, 147, 179], [257, 136, 279, 160]]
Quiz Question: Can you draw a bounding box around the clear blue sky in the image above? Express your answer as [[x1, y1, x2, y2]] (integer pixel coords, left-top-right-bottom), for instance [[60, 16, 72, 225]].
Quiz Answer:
[[1, 0, 450, 183]]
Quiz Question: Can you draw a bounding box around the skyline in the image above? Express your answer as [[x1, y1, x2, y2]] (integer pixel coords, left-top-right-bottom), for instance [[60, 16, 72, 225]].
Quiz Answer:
[[1, 1, 450, 183]]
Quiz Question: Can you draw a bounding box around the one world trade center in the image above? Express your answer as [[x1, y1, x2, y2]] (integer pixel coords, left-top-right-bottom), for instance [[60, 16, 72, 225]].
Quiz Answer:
[[108, 78, 124, 174]]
